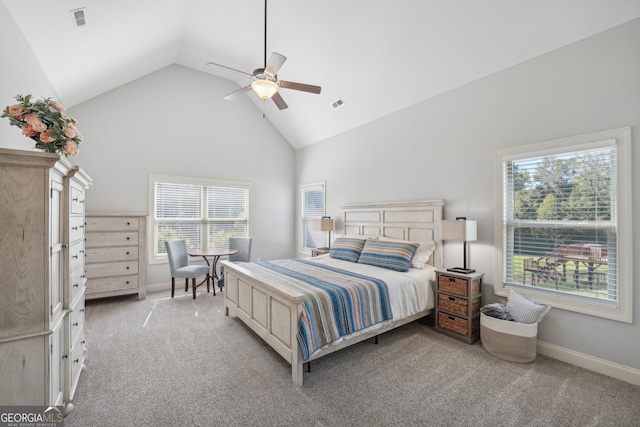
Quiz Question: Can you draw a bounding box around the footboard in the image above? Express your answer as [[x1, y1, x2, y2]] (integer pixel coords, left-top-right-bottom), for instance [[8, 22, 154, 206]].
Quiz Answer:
[[220, 261, 307, 385]]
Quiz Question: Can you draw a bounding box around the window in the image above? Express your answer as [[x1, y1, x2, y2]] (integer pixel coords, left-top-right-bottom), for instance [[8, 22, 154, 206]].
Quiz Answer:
[[494, 127, 632, 322], [300, 182, 325, 252], [150, 175, 250, 262]]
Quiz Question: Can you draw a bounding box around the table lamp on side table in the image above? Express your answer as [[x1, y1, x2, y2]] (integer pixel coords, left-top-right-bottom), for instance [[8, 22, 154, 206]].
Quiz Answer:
[[313, 216, 334, 250], [441, 217, 477, 274]]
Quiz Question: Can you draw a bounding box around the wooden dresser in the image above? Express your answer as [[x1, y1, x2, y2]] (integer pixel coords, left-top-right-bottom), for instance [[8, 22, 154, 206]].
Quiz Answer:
[[84, 213, 147, 300], [0, 148, 91, 413], [434, 269, 484, 344]]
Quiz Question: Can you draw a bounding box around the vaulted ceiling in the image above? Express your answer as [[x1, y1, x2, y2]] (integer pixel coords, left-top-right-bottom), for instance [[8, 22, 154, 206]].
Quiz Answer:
[[5, 0, 640, 149]]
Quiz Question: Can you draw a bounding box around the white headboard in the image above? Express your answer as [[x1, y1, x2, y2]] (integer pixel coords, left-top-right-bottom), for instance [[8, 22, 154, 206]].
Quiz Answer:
[[339, 200, 444, 269]]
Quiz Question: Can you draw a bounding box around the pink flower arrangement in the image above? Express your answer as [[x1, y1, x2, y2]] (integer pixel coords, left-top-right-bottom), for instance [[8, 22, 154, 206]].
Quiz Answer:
[[1, 94, 83, 157]]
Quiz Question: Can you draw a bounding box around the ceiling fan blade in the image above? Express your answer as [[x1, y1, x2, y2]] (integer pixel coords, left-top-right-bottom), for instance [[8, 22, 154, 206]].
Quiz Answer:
[[279, 80, 321, 94], [223, 85, 253, 100], [271, 92, 288, 110], [265, 52, 287, 76], [206, 62, 253, 78]]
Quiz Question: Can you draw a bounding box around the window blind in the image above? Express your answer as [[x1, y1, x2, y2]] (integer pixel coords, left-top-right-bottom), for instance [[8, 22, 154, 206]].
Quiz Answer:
[[503, 142, 617, 302], [301, 184, 325, 250], [153, 179, 249, 256]]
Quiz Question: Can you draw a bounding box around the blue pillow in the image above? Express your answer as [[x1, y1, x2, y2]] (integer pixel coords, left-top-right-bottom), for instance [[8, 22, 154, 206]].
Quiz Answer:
[[329, 238, 367, 263], [357, 240, 419, 272]]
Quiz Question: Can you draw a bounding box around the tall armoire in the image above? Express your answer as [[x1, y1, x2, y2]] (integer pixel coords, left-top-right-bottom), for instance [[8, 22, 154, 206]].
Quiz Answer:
[[0, 148, 91, 414]]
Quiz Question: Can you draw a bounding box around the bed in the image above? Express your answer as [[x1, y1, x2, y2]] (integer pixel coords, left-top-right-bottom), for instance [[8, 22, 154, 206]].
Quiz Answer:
[[220, 199, 444, 385]]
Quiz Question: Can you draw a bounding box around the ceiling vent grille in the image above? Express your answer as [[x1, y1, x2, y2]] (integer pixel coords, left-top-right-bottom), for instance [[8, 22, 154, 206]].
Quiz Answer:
[[71, 8, 86, 28], [331, 99, 345, 109]]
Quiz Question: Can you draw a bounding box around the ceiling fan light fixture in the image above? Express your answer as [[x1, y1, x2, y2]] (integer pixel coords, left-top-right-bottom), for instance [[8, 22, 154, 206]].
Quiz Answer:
[[251, 79, 278, 100]]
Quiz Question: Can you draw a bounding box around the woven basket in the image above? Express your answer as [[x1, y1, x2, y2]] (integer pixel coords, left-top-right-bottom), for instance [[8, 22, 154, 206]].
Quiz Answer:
[[480, 313, 538, 363]]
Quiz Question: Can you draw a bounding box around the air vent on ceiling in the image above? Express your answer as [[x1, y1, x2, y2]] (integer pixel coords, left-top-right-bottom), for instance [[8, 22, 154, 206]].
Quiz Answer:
[[71, 8, 86, 28], [331, 98, 345, 109]]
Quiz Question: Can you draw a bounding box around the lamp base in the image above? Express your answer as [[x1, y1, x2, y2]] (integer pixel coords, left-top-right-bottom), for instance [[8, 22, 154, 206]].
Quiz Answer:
[[447, 267, 476, 274]]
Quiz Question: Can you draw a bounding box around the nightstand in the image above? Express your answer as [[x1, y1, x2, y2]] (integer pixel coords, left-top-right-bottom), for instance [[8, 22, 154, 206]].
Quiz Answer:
[[311, 248, 330, 257], [434, 269, 484, 344]]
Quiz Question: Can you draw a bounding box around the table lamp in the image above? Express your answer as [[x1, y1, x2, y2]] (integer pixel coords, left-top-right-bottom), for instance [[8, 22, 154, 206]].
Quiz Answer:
[[313, 216, 334, 250], [441, 217, 477, 274]]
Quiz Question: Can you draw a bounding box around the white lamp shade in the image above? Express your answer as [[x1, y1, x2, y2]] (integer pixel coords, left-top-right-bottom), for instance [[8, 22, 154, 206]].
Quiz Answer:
[[251, 79, 278, 99], [440, 219, 477, 242]]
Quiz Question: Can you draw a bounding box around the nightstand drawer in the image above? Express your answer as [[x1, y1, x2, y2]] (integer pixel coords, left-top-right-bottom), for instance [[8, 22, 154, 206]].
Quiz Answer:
[[437, 312, 480, 338], [438, 274, 482, 296], [438, 293, 481, 317]]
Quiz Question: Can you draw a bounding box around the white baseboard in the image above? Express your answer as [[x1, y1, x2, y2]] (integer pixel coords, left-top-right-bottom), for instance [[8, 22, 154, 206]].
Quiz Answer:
[[146, 283, 169, 295], [537, 340, 640, 387]]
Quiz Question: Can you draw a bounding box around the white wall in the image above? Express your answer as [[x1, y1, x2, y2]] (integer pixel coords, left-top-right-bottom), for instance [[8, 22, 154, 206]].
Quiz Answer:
[[296, 18, 640, 372], [69, 64, 296, 285], [0, 2, 60, 149]]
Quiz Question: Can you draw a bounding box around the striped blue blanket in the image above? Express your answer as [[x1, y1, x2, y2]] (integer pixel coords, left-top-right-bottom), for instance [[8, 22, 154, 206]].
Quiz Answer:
[[251, 259, 393, 360]]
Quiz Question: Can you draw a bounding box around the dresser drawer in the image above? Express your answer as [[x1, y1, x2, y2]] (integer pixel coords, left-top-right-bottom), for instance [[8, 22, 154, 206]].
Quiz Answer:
[[69, 297, 85, 348], [85, 246, 139, 264], [437, 312, 480, 338], [70, 328, 85, 397], [85, 216, 140, 232], [85, 231, 139, 248], [86, 261, 138, 278], [69, 240, 85, 272], [70, 185, 85, 215], [87, 275, 139, 294], [438, 293, 481, 317], [69, 215, 85, 243], [69, 268, 85, 305]]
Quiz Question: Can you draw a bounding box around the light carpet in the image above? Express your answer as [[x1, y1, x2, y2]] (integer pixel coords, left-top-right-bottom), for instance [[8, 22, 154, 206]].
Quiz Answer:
[[64, 290, 640, 427]]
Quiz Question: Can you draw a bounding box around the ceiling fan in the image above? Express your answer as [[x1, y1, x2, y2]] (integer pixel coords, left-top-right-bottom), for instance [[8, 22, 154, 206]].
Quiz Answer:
[[206, 0, 321, 110]]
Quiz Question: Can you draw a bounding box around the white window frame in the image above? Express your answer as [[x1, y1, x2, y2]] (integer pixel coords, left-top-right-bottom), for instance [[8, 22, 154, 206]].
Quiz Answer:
[[300, 181, 326, 254], [148, 174, 251, 264], [493, 127, 632, 322]]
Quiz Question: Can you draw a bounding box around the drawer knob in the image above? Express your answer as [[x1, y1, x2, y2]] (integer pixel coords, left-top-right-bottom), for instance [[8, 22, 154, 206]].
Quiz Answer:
[[73, 198, 78, 202], [74, 283, 79, 287], [126, 237, 130, 240], [63, 354, 68, 359], [72, 226, 78, 230], [126, 281, 130, 284], [73, 322, 79, 327], [448, 296, 456, 301], [74, 358, 79, 364], [126, 251, 130, 255], [126, 266, 130, 269], [73, 255, 78, 259], [448, 315, 455, 321], [448, 277, 456, 282], [127, 222, 131, 225], [80, 309, 85, 312]]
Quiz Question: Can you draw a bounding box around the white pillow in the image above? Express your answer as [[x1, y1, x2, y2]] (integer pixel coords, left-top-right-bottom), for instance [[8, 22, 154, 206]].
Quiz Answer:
[[506, 290, 550, 324], [378, 237, 436, 269]]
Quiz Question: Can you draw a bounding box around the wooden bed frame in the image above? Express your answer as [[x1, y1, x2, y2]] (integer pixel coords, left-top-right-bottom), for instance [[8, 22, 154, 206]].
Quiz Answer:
[[221, 199, 444, 385]]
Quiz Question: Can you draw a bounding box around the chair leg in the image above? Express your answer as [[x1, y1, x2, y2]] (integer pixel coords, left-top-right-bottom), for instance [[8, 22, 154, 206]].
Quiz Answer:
[[207, 273, 210, 293], [212, 277, 216, 297], [185, 278, 188, 292], [192, 278, 197, 299], [171, 277, 175, 298]]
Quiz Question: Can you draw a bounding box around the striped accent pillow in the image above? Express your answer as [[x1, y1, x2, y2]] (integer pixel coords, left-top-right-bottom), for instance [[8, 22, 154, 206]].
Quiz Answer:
[[329, 238, 367, 263], [506, 290, 550, 324], [357, 239, 419, 272]]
